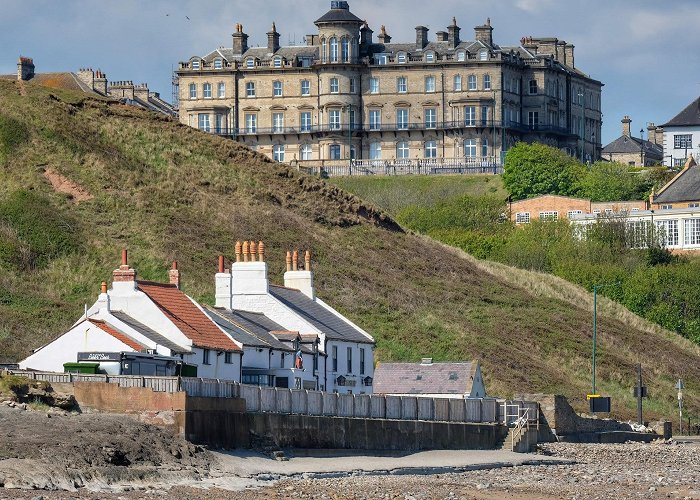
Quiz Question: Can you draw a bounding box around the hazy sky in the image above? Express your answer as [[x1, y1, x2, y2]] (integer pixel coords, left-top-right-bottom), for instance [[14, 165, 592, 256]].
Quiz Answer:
[[1, 0, 699, 145]]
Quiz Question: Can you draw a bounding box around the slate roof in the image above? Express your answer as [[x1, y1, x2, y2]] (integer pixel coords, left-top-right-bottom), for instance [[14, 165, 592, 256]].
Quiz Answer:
[[315, 6, 363, 25], [137, 281, 241, 352], [269, 285, 373, 344], [661, 96, 700, 128], [109, 311, 187, 354], [373, 361, 478, 395], [653, 155, 700, 204], [0, 72, 98, 93], [602, 135, 663, 158], [88, 319, 145, 352], [204, 307, 292, 351]]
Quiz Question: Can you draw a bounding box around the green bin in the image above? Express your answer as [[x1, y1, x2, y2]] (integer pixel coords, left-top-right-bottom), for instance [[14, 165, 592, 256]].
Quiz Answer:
[[63, 362, 100, 374]]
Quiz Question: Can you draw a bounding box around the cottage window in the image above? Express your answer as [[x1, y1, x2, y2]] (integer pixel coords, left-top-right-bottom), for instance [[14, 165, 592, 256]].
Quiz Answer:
[[224, 352, 232, 364], [346, 347, 353, 373], [202, 349, 211, 365], [674, 134, 692, 149], [332, 345, 338, 372], [360, 348, 365, 375], [539, 211, 559, 221], [567, 210, 583, 218]]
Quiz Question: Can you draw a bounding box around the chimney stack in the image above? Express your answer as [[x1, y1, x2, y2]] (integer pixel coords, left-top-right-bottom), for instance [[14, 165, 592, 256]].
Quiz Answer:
[[267, 22, 280, 54], [215, 255, 232, 309], [622, 116, 631, 137], [415, 26, 429, 49], [564, 44, 575, 68], [284, 249, 315, 299], [360, 22, 373, 50], [447, 17, 461, 49], [377, 25, 391, 44], [230, 240, 269, 306], [96, 280, 110, 313], [17, 56, 35, 81], [111, 249, 137, 292], [474, 18, 493, 47], [169, 261, 180, 289], [436, 31, 448, 42], [232, 23, 249, 56], [93, 69, 108, 95], [655, 126, 664, 147]]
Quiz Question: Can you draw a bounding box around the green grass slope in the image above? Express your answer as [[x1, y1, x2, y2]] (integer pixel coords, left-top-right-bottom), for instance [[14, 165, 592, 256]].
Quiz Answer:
[[0, 79, 698, 421]]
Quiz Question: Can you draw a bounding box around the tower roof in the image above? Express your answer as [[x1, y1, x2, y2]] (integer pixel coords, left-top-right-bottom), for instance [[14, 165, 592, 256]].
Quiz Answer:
[[315, 1, 363, 25]]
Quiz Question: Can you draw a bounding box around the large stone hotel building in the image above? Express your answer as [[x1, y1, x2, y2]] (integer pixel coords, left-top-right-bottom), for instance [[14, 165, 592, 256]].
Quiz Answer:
[[176, 1, 602, 171]]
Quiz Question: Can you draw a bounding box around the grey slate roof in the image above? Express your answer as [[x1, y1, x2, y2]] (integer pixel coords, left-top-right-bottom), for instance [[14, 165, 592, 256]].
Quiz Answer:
[[653, 158, 700, 204], [373, 361, 477, 395], [269, 285, 373, 344], [315, 6, 363, 25], [204, 307, 292, 351], [602, 135, 663, 158], [109, 311, 187, 354], [661, 96, 700, 128]]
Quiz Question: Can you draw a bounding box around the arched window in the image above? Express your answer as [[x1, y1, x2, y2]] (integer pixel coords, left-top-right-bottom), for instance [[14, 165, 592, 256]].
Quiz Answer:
[[396, 141, 410, 159], [330, 37, 338, 62], [321, 38, 327, 63], [341, 38, 350, 62], [454, 75, 462, 91]]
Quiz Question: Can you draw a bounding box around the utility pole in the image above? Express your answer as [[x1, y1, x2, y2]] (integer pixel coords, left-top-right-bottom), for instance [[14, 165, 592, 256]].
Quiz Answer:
[[677, 379, 684, 435], [635, 364, 646, 425], [591, 282, 620, 395]]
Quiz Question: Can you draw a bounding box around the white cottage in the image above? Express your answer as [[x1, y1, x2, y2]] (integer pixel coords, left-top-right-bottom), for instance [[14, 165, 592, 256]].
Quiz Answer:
[[214, 241, 375, 394], [20, 251, 243, 379]]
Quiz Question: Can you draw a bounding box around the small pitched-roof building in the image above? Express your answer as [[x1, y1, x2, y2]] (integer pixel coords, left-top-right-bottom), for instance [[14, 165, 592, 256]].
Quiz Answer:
[[661, 95, 700, 168], [650, 154, 700, 209], [602, 116, 663, 166], [20, 251, 242, 379], [214, 242, 375, 394], [373, 358, 486, 398]]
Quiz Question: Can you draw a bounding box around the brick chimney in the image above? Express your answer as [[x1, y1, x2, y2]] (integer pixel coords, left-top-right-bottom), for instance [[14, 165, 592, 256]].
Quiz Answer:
[[284, 250, 315, 300], [267, 22, 280, 54], [17, 56, 35, 81], [474, 18, 493, 46], [169, 261, 180, 289], [232, 23, 249, 56], [112, 249, 137, 293], [415, 26, 429, 49], [377, 25, 391, 44], [447, 17, 460, 49], [230, 240, 269, 308], [622, 116, 631, 137]]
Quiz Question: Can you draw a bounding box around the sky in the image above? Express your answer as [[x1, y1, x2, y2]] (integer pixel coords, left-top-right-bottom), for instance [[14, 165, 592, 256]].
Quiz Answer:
[[1, 0, 699, 145]]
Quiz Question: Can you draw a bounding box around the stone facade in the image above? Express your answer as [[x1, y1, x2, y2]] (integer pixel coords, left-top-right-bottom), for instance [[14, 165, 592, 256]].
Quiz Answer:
[[601, 116, 663, 166], [177, 1, 603, 166]]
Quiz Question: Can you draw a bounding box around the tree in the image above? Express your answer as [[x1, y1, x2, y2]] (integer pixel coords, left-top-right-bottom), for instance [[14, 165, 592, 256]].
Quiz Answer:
[[578, 161, 652, 201], [502, 143, 585, 200]]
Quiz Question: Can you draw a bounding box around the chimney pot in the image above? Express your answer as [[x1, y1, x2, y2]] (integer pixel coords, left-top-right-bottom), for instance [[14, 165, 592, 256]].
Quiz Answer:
[[250, 240, 258, 258], [235, 241, 242, 262], [286, 251, 292, 272], [101, 281, 107, 294], [305, 250, 311, 271], [218, 255, 225, 273], [242, 241, 250, 262], [169, 261, 180, 289], [292, 250, 299, 271], [258, 241, 265, 262], [121, 249, 128, 266]]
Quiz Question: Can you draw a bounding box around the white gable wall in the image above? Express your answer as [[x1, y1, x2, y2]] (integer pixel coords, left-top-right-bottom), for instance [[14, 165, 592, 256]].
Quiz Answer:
[[185, 347, 241, 380], [19, 321, 136, 373], [663, 126, 700, 167], [326, 340, 374, 394]]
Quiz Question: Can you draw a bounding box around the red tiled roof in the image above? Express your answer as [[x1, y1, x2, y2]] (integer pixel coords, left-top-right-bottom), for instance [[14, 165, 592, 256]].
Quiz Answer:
[[137, 281, 241, 352], [88, 319, 145, 352]]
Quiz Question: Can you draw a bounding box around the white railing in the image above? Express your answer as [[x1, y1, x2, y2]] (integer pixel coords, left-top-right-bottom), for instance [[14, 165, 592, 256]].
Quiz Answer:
[[9, 370, 537, 425], [294, 157, 503, 178]]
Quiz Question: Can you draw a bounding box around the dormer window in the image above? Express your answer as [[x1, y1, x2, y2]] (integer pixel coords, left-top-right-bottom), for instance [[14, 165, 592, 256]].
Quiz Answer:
[[214, 59, 222, 70], [425, 51, 435, 62], [191, 60, 200, 70], [456, 51, 466, 62], [479, 49, 488, 61], [397, 52, 407, 64], [246, 58, 255, 69], [273, 57, 282, 68], [375, 53, 388, 65]]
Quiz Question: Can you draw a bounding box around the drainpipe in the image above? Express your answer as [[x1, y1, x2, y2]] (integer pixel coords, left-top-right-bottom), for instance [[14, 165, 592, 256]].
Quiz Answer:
[[441, 69, 446, 159]]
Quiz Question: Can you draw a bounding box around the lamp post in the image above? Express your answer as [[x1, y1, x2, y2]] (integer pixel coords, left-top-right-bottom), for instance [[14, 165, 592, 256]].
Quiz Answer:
[[640, 128, 645, 166], [346, 104, 353, 172], [591, 282, 620, 396], [677, 379, 684, 435]]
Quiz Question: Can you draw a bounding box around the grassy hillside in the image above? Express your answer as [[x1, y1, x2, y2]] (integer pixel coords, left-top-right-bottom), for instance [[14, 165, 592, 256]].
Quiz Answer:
[[1, 79, 698, 422]]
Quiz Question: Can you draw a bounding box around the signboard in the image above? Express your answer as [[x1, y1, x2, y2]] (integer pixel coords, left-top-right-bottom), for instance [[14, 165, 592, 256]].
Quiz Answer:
[[588, 396, 611, 413], [77, 352, 121, 362]]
